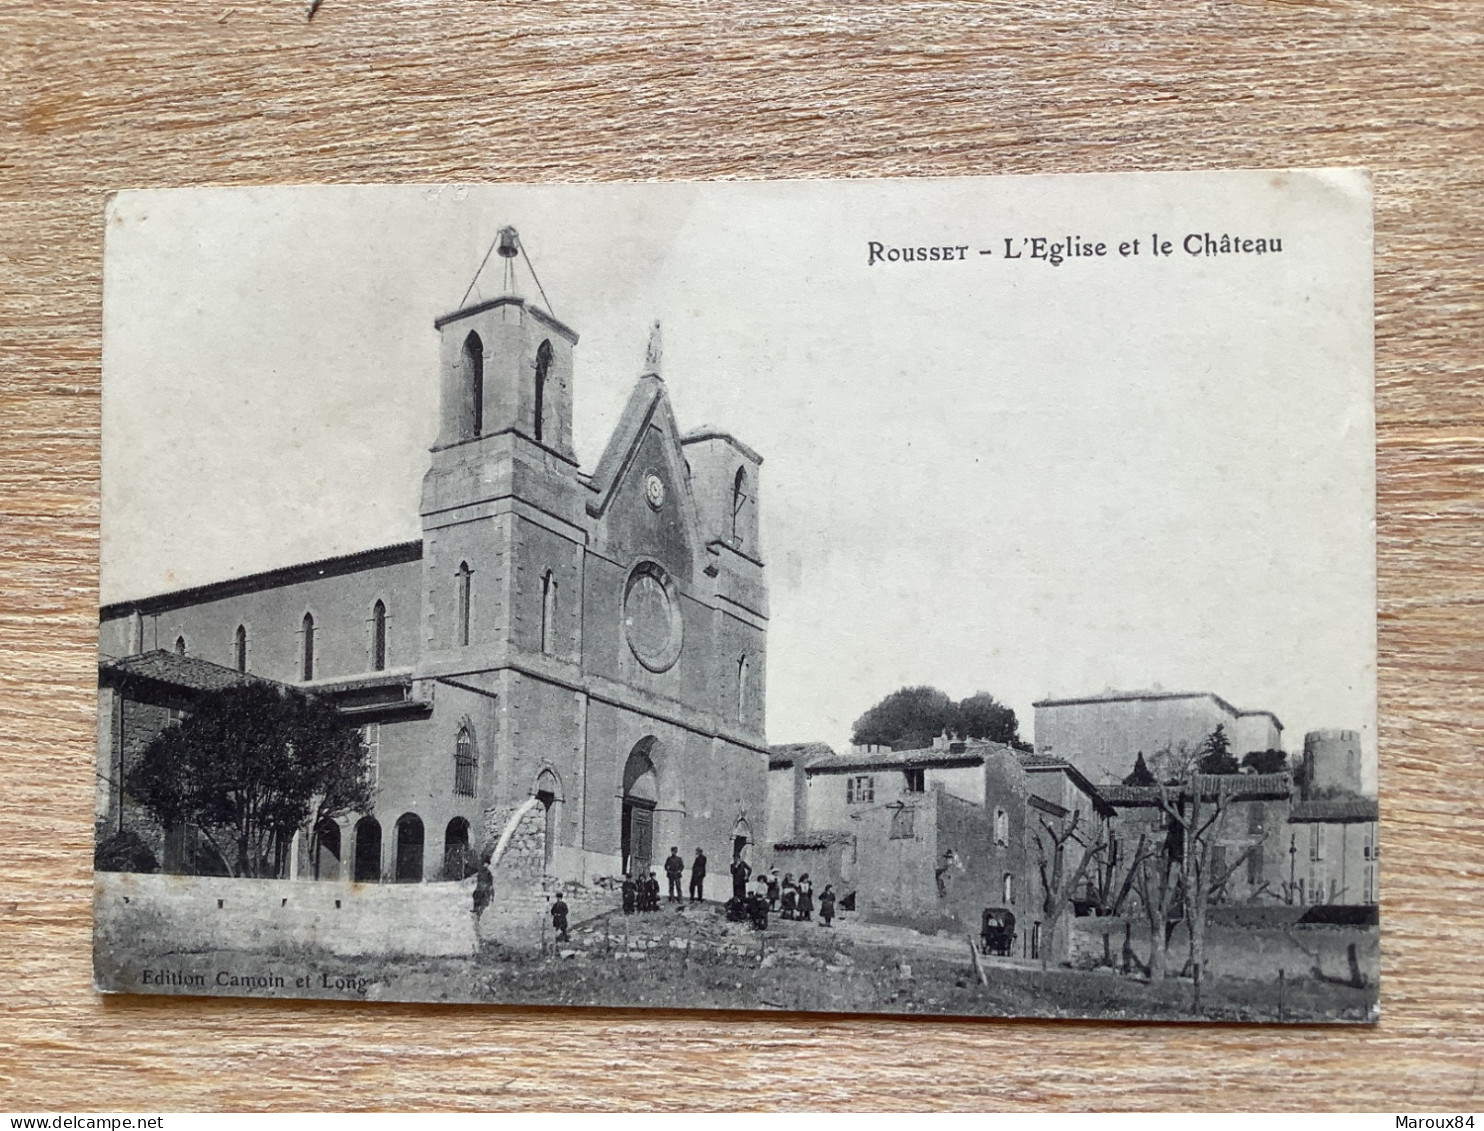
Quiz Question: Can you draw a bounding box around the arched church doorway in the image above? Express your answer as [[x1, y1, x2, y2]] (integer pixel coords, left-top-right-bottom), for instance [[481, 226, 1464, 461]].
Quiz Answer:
[[353, 816, 381, 883], [313, 817, 341, 881], [443, 816, 474, 880], [621, 739, 658, 877], [534, 768, 561, 874], [394, 813, 425, 882]]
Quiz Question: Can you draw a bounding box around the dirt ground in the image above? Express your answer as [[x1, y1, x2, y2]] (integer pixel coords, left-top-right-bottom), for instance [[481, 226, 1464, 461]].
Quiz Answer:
[[103, 899, 1376, 1023]]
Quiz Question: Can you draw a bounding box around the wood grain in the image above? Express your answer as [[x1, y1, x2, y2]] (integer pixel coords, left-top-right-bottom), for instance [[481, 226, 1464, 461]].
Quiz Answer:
[[1, 0, 1481, 1111]]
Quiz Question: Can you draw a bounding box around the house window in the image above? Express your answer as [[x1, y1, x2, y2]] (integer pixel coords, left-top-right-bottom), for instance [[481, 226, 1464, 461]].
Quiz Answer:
[[454, 725, 477, 797], [174, 635, 186, 655], [371, 600, 387, 671], [534, 340, 551, 444], [361, 723, 380, 790], [456, 562, 472, 647], [1002, 873, 1014, 905], [234, 624, 248, 672], [846, 775, 874, 804], [1247, 803, 1265, 835], [993, 808, 1009, 847], [301, 613, 315, 681], [540, 571, 556, 655], [903, 768, 925, 794], [889, 804, 915, 839], [1309, 824, 1324, 862], [1247, 845, 1264, 886]]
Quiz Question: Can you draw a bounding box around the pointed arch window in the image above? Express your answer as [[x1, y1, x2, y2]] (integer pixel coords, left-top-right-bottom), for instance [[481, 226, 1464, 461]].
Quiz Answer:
[[736, 654, 749, 722], [371, 600, 387, 671], [461, 331, 483, 440], [540, 569, 557, 655], [234, 625, 248, 672], [534, 340, 552, 445], [456, 562, 472, 647], [454, 725, 477, 797], [731, 466, 748, 543], [174, 635, 186, 655], [301, 613, 315, 681]]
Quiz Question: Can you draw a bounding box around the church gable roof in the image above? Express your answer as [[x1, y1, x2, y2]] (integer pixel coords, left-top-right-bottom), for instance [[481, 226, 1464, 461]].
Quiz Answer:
[[583, 374, 705, 563]]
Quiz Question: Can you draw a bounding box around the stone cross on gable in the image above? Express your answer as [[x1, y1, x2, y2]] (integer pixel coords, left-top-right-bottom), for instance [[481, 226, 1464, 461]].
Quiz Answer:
[[642, 320, 662, 377]]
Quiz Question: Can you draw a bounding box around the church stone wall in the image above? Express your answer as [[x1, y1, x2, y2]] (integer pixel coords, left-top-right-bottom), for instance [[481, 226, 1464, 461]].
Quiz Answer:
[[101, 554, 422, 685]]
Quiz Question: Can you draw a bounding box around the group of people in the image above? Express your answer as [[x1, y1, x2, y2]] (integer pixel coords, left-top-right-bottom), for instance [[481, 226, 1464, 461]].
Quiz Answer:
[[621, 846, 709, 914], [545, 844, 842, 939], [726, 856, 838, 930]]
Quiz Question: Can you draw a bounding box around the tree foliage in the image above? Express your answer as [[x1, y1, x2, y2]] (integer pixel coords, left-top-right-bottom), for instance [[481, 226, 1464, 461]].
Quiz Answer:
[[1123, 751, 1157, 787], [126, 683, 372, 878], [1195, 724, 1240, 775], [850, 685, 1024, 750], [1241, 748, 1289, 775]]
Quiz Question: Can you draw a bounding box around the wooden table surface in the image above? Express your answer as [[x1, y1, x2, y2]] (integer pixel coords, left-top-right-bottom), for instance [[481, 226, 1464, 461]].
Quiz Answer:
[[1, 0, 1481, 1112]]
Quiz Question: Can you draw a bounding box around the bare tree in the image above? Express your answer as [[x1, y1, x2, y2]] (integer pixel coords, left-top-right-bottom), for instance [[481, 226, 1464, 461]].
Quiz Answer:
[[1152, 774, 1257, 1011], [1032, 810, 1106, 971]]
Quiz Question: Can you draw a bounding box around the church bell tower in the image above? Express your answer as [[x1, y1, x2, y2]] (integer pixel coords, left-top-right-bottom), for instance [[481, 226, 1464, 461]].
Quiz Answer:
[[418, 228, 586, 673]]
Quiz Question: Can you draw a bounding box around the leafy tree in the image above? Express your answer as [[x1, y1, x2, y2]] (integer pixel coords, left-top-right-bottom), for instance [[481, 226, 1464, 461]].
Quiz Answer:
[[850, 686, 955, 750], [1195, 724, 1240, 775], [953, 691, 1023, 746], [1242, 748, 1289, 775], [95, 828, 159, 874], [127, 683, 372, 878], [850, 685, 1024, 750], [1123, 751, 1157, 787]]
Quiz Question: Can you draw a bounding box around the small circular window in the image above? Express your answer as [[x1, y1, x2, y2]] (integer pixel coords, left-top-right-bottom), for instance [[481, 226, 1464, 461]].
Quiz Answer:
[[623, 561, 683, 672]]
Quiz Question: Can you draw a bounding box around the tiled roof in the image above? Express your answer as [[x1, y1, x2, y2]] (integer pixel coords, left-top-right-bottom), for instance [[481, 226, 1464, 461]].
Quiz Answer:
[[804, 738, 1013, 773], [1099, 773, 1294, 807], [772, 830, 856, 851], [1290, 796, 1378, 823], [100, 540, 423, 618], [99, 650, 272, 693]]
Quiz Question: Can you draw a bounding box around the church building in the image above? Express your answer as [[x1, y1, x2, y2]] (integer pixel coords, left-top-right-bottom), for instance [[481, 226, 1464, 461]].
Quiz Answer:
[[97, 228, 770, 888]]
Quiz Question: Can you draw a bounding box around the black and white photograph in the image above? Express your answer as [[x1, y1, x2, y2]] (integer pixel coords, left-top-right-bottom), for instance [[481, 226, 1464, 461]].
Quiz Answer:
[[93, 170, 1377, 1023]]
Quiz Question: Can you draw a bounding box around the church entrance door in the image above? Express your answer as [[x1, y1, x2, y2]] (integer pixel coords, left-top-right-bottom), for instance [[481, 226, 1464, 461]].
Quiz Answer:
[[622, 799, 654, 877], [620, 738, 660, 877]]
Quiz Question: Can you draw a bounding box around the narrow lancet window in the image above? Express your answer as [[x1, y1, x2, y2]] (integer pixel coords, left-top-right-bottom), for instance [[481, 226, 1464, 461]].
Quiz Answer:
[[235, 624, 248, 672], [534, 340, 552, 445], [456, 562, 472, 647], [372, 600, 387, 671], [302, 613, 315, 681], [461, 331, 483, 440], [540, 569, 557, 654], [731, 466, 747, 544]]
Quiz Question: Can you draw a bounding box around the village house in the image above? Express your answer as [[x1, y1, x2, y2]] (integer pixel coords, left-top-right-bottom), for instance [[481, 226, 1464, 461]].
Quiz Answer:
[[766, 737, 1115, 960]]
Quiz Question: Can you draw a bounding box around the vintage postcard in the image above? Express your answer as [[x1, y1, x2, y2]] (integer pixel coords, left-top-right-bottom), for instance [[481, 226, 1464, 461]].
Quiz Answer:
[[94, 171, 1376, 1021]]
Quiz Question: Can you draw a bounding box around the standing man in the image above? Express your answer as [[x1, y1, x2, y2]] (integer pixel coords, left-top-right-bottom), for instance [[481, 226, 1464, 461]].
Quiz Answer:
[[730, 852, 752, 902], [664, 846, 685, 903], [689, 846, 708, 903], [551, 892, 570, 943]]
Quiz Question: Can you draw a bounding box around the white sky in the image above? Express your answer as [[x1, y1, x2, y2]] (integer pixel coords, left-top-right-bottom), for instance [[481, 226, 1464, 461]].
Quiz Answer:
[[101, 173, 1376, 771]]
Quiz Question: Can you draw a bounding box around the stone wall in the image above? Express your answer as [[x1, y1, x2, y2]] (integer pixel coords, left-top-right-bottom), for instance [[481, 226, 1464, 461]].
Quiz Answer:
[[94, 871, 479, 974]]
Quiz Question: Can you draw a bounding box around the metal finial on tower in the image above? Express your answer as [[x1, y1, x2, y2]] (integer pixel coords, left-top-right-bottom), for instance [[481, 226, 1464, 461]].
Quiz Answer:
[[642, 320, 663, 378], [458, 225, 558, 319]]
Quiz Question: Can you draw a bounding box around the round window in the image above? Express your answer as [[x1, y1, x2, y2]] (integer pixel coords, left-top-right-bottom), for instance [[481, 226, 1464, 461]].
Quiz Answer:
[[623, 561, 683, 672]]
